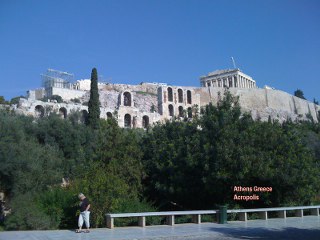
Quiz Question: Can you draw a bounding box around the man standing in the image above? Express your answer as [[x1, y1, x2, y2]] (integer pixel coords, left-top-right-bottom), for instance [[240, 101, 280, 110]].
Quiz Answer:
[[76, 193, 91, 233]]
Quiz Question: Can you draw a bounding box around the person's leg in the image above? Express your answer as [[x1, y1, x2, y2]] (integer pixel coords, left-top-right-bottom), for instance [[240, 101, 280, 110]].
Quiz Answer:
[[78, 212, 84, 232], [84, 211, 90, 232]]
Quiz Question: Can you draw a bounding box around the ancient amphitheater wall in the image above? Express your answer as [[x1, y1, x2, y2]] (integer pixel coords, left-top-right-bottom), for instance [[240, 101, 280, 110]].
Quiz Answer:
[[158, 86, 200, 119]]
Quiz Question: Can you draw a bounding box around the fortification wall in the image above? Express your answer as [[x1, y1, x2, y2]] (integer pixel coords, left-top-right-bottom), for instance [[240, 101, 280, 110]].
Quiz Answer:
[[198, 87, 319, 122], [51, 87, 86, 100]]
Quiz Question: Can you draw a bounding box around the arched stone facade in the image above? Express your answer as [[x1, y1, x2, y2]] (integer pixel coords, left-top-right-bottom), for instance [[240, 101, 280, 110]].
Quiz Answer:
[[157, 86, 199, 119]]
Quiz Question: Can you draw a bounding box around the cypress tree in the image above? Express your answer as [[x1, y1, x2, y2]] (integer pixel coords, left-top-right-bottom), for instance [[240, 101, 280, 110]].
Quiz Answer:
[[87, 67, 100, 128]]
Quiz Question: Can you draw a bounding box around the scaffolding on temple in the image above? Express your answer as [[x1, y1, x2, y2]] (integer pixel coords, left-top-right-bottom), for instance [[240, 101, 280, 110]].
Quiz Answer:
[[41, 69, 75, 90]]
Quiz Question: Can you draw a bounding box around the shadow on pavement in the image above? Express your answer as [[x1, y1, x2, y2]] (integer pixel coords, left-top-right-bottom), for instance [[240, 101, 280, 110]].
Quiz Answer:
[[210, 226, 320, 240]]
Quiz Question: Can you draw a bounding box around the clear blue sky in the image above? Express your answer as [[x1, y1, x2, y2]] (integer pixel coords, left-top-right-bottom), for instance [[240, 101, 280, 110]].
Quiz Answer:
[[1, 0, 319, 101]]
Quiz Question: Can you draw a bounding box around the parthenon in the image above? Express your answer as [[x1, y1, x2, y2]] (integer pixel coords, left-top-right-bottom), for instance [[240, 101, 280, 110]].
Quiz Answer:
[[200, 69, 256, 89]]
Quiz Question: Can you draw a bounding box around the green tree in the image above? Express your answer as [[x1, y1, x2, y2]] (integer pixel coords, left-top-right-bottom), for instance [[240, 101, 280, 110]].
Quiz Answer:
[[5, 193, 56, 230], [50, 95, 63, 103], [70, 98, 81, 103], [294, 89, 306, 100], [87, 68, 100, 128], [31, 114, 93, 177], [10, 96, 24, 105], [0, 111, 63, 195], [67, 120, 149, 227], [0, 96, 7, 105]]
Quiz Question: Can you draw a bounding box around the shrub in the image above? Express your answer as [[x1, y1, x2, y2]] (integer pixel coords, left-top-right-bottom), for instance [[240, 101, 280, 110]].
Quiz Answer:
[[5, 194, 56, 230]]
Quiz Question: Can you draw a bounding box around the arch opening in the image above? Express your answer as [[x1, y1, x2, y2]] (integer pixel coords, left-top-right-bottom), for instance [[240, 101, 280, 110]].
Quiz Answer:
[[124, 92, 132, 106], [59, 107, 67, 119], [178, 89, 183, 103], [167, 87, 173, 102], [168, 104, 174, 117], [142, 115, 149, 129], [107, 112, 113, 119], [35, 105, 45, 118], [124, 114, 131, 128], [178, 106, 184, 117], [187, 107, 192, 118], [81, 110, 88, 124], [187, 90, 192, 104]]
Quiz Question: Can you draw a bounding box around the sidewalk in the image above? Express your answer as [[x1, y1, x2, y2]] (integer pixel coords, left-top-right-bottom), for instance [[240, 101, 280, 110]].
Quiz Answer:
[[0, 216, 319, 240]]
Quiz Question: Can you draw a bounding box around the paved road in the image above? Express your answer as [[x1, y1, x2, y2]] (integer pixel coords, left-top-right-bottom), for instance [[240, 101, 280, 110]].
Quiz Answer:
[[0, 216, 319, 240]]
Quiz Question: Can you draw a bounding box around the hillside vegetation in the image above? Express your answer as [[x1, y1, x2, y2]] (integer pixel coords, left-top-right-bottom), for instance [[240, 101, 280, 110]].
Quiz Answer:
[[0, 91, 319, 230]]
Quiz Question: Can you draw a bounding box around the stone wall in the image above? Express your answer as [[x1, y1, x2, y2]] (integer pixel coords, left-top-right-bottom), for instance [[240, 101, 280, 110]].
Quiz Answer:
[[200, 87, 319, 122], [14, 82, 320, 128], [50, 87, 86, 101]]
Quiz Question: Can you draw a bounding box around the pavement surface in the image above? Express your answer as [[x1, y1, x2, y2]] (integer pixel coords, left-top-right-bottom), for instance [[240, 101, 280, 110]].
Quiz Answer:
[[0, 216, 319, 240]]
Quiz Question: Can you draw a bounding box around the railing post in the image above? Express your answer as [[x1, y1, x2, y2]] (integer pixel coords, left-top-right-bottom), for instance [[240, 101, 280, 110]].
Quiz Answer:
[[166, 215, 175, 226], [239, 212, 247, 221], [295, 209, 303, 217], [259, 211, 268, 220], [311, 208, 319, 216], [192, 214, 201, 224], [107, 216, 114, 229], [278, 210, 286, 219], [138, 216, 146, 227]]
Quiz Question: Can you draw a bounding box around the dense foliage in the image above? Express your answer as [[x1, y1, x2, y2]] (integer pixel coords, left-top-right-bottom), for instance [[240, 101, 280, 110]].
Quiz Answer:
[[143, 92, 320, 210], [0, 91, 319, 230]]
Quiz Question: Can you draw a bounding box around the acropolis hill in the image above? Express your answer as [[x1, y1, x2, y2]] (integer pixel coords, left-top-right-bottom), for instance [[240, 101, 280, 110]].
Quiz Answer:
[[11, 68, 320, 128]]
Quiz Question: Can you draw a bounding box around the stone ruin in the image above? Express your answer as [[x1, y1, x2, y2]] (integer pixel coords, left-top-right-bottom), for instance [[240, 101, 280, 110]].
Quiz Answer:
[[9, 68, 320, 128]]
